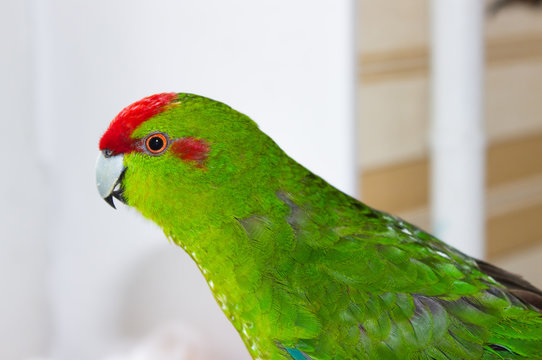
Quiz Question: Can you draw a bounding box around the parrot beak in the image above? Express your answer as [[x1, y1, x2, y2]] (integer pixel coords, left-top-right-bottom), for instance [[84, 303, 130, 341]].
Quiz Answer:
[[96, 151, 126, 209]]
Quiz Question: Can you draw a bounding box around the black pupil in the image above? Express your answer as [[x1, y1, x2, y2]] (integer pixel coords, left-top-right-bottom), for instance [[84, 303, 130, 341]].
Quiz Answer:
[[148, 136, 164, 151]]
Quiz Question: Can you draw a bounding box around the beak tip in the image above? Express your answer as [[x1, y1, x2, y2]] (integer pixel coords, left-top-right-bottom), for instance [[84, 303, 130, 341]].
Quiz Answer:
[[104, 195, 117, 209], [96, 151, 125, 210]]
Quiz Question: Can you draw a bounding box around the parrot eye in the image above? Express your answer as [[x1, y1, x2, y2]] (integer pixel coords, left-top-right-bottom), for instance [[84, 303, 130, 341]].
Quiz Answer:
[[144, 132, 169, 155]]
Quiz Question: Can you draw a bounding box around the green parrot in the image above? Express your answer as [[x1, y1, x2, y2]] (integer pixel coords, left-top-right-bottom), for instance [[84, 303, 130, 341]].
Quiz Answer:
[[96, 93, 542, 360]]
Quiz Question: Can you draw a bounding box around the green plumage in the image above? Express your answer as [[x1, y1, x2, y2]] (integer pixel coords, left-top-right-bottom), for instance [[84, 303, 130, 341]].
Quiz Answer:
[[108, 93, 542, 359]]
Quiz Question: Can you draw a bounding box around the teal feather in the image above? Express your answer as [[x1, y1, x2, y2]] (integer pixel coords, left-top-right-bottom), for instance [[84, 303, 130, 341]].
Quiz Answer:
[[285, 348, 312, 360]]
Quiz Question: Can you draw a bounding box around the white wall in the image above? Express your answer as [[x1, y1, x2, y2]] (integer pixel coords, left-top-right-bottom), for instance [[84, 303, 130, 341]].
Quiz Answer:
[[0, 2, 50, 359], [2, 1, 355, 359]]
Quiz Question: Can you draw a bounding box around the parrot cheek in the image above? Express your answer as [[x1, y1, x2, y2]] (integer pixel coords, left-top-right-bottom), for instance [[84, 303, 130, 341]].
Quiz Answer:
[[96, 151, 127, 209]]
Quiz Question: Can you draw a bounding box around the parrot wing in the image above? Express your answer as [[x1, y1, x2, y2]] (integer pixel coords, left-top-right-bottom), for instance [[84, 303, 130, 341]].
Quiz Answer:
[[475, 259, 542, 311], [272, 187, 542, 359]]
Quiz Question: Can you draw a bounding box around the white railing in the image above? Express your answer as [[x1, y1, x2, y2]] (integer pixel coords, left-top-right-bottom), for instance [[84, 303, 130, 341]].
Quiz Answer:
[[430, 0, 486, 258]]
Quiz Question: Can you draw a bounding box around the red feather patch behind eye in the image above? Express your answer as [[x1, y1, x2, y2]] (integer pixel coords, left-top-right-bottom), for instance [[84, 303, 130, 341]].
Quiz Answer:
[[171, 137, 210, 166], [99, 92, 178, 154]]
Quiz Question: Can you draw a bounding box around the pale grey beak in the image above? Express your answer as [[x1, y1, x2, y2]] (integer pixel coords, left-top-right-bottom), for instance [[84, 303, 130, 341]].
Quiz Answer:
[[96, 151, 126, 209]]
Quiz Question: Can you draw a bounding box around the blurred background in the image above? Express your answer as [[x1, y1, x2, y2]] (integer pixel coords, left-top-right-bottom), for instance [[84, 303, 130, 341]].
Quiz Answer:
[[359, 0, 542, 297], [1, 0, 541, 359]]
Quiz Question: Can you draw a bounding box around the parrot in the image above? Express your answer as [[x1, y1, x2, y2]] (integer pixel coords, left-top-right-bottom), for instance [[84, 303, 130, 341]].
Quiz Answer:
[[96, 92, 542, 360]]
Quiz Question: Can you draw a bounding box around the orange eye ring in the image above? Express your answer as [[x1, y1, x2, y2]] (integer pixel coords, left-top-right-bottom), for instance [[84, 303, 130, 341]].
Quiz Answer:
[[144, 132, 169, 155]]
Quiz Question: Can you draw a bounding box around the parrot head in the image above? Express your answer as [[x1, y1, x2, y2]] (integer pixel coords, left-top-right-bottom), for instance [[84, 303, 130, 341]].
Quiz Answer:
[[96, 92, 285, 232]]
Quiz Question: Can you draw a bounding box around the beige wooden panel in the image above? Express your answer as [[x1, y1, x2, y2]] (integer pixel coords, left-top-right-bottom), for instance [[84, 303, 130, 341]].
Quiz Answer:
[[358, 0, 428, 53], [359, 2, 542, 170], [362, 132, 542, 212], [359, 61, 542, 170], [494, 243, 542, 289], [488, 202, 542, 258], [360, 35, 542, 84], [486, 61, 542, 142], [362, 158, 428, 213], [358, 77, 429, 169], [360, 1, 542, 56], [486, 1, 542, 38], [488, 132, 542, 186]]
